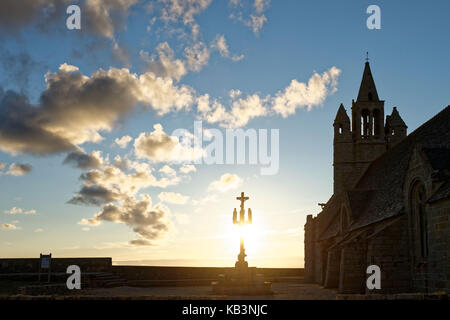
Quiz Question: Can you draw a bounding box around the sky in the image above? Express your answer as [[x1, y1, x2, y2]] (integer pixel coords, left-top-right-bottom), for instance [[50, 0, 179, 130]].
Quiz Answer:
[[0, 0, 449, 268]]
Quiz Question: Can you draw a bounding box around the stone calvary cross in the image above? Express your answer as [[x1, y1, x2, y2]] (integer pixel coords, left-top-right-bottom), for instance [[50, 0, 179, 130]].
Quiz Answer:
[[211, 192, 272, 295], [232, 192, 252, 268]]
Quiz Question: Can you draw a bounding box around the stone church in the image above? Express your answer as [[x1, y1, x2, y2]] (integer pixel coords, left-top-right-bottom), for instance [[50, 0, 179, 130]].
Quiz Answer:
[[304, 61, 450, 294]]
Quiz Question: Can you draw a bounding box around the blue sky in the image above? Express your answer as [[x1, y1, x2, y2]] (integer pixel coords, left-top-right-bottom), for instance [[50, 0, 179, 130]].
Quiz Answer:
[[0, 0, 449, 267]]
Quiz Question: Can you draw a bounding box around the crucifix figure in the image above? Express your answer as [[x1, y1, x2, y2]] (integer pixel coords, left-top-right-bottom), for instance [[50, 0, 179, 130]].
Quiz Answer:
[[232, 192, 252, 269]]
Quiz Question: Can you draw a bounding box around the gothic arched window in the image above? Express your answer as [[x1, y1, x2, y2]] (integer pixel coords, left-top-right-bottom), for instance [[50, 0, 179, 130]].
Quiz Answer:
[[373, 109, 381, 137], [409, 181, 428, 263], [361, 109, 370, 138]]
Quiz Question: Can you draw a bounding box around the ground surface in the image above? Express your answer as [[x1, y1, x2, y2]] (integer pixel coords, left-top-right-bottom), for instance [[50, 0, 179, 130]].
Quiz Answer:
[[84, 283, 337, 300]]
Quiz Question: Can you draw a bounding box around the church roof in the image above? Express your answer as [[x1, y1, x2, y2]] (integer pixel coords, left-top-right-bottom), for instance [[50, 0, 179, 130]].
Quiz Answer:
[[349, 105, 450, 230], [314, 105, 450, 239], [357, 62, 380, 102], [422, 147, 450, 171]]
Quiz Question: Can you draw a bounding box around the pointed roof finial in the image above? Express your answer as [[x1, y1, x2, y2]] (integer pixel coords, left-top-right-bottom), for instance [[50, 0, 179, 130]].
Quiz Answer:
[[357, 58, 379, 102], [366, 52, 370, 63]]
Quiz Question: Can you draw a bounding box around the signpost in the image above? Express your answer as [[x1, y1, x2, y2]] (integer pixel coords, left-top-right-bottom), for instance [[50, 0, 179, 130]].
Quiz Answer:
[[39, 253, 51, 283]]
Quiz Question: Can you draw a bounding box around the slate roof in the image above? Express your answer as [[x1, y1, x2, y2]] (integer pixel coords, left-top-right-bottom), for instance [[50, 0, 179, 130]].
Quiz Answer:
[[315, 106, 450, 239], [350, 105, 450, 229], [422, 147, 450, 171]]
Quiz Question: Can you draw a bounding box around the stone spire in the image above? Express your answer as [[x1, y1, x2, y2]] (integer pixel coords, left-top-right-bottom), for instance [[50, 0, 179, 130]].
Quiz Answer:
[[357, 61, 380, 102], [334, 104, 350, 123], [386, 107, 408, 146], [334, 104, 351, 139]]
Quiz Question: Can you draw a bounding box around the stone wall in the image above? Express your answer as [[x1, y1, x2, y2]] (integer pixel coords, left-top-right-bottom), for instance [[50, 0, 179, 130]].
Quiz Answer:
[[324, 248, 340, 288], [0, 258, 112, 274], [112, 266, 303, 281], [339, 242, 366, 294], [304, 215, 315, 282], [366, 216, 411, 294], [424, 198, 450, 293]]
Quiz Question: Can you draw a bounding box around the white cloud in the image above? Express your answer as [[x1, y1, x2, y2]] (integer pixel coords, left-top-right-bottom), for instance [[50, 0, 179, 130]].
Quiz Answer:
[[229, 0, 270, 35], [79, 195, 172, 246], [272, 66, 341, 117], [158, 192, 190, 204], [69, 160, 180, 206], [210, 34, 244, 61], [85, 0, 139, 39], [4, 207, 22, 214], [196, 66, 341, 127], [34, 228, 44, 232], [208, 173, 243, 192], [0, 223, 18, 230], [159, 0, 212, 24], [159, 165, 177, 177], [115, 135, 132, 148], [6, 163, 32, 176], [0, 64, 195, 155], [197, 93, 268, 128], [179, 164, 196, 174], [63, 151, 105, 170], [4, 207, 36, 215], [140, 41, 209, 81], [134, 123, 205, 163]]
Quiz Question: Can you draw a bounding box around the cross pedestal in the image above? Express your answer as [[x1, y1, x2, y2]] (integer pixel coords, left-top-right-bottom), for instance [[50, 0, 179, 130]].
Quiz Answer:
[[212, 192, 272, 296]]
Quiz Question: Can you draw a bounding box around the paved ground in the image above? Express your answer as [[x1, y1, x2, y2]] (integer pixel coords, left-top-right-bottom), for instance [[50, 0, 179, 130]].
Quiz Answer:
[[85, 283, 338, 300]]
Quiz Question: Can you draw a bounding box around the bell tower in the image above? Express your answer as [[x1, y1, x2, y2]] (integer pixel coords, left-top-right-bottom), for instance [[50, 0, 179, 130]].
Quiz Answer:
[[333, 61, 389, 194]]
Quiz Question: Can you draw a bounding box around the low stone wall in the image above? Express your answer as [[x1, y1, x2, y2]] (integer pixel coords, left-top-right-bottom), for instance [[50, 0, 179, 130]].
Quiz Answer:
[[0, 258, 112, 274], [112, 266, 303, 282]]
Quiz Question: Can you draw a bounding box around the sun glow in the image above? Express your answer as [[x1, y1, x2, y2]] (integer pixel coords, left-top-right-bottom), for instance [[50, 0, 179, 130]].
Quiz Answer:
[[227, 222, 265, 259]]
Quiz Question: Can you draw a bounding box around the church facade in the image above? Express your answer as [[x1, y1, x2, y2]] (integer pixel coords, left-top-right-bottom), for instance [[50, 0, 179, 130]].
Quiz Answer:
[[304, 61, 450, 294]]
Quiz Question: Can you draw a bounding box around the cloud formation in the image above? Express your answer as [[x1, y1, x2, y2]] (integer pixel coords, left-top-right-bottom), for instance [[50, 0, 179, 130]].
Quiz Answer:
[[157, 0, 212, 39], [180, 164, 196, 174], [6, 163, 32, 176], [208, 173, 243, 192], [210, 34, 244, 62], [196, 66, 341, 127], [63, 151, 104, 170], [69, 159, 181, 206], [0, 63, 195, 155], [4, 207, 36, 215], [134, 124, 205, 163], [115, 135, 132, 148], [85, 0, 138, 39], [80, 195, 172, 246], [158, 192, 190, 204], [140, 42, 210, 81], [0, 0, 68, 33], [272, 66, 341, 117], [0, 223, 18, 230], [0, 0, 137, 39], [229, 0, 271, 35]]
